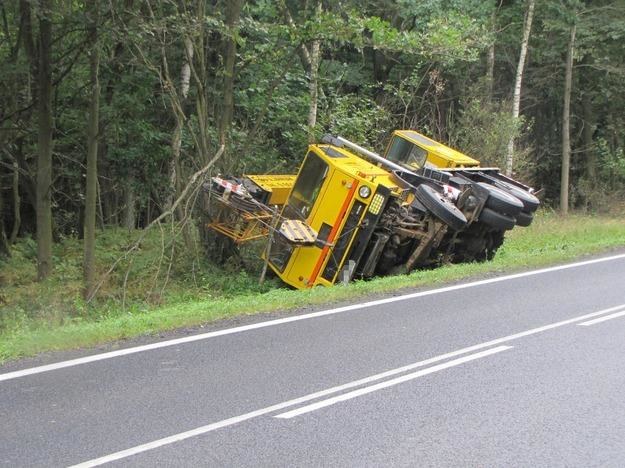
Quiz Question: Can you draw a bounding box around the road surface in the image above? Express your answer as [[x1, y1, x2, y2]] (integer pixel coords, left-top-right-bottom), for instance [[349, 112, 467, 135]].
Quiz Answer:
[[2, 252, 625, 467]]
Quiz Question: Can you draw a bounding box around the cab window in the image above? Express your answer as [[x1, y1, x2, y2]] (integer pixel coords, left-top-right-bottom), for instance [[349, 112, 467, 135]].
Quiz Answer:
[[286, 151, 328, 219], [386, 136, 428, 168]]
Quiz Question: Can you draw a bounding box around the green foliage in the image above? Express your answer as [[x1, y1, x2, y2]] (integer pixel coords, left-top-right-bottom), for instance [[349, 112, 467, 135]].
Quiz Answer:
[[576, 138, 625, 211], [448, 80, 528, 169], [598, 140, 625, 182], [318, 91, 392, 147]]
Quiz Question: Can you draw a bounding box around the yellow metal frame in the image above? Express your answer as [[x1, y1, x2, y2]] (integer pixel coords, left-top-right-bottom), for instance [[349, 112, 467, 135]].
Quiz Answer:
[[245, 174, 296, 206], [206, 197, 273, 244]]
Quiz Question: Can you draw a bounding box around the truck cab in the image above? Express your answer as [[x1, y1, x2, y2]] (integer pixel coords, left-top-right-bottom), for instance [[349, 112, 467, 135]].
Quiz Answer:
[[267, 144, 398, 288], [385, 130, 480, 169]]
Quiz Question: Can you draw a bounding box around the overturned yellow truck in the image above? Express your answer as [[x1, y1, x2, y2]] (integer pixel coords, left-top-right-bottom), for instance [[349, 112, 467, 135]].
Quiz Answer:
[[203, 131, 539, 289]]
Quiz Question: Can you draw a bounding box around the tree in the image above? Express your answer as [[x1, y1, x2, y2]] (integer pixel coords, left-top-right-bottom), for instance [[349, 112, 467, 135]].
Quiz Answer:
[[36, 0, 53, 280], [219, 0, 244, 155], [560, 20, 576, 215], [0, 187, 10, 257], [306, 1, 322, 142], [169, 37, 193, 211], [505, 0, 535, 176], [83, 0, 100, 299]]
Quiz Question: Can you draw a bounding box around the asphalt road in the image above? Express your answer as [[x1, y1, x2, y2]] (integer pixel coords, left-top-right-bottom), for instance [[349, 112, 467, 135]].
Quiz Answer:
[[2, 252, 625, 467]]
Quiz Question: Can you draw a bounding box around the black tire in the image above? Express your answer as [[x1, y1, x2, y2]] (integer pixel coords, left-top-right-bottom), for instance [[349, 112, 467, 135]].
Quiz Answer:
[[495, 182, 540, 213], [479, 207, 516, 231], [414, 184, 467, 231], [515, 210, 533, 227], [478, 182, 523, 216]]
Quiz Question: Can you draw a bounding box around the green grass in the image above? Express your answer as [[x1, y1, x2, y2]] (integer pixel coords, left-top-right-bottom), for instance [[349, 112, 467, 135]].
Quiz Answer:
[[1, 210, 624, 363]]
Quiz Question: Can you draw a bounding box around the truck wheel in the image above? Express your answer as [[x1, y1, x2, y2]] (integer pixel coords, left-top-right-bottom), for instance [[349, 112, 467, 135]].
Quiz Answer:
[[495, 182, 540, 213], [515, 210, 533, 227], [479, 207, 516, 231], [415, 184, 467, 231], [478, 182, 524, 216]]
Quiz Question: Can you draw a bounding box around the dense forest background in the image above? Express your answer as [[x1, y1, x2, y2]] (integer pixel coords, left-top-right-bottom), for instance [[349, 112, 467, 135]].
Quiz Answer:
[[1, 0, 624, 298]]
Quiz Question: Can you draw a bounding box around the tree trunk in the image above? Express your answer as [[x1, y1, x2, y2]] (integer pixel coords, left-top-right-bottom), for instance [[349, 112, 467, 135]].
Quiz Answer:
[[124, 179, 135, 230], [582, 87, 596, 188], [170, 37, 194, 249], [170, 37, 194, 210], [307, 1, 322, 143], [218, 0, 244, 165], [0, 185, 9, 258], [10, 158, 20, 243], [96, 176, 105, 229], [13, 137, 36, 218], [486, 6, 498, 102], [307, 40, 321, 142], [560, 23, 576, 216], [100, 38, 127, 227], [110, 189, 119, 226], [486, 41, 495, 101], [505, 0, 535, 176], [36, 0, 53, 280], [20, 0, 36, 102], [84, 0, 100, 300]]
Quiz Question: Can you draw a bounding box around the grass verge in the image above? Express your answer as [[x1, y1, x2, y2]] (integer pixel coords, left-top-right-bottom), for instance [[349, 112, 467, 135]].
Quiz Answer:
[[1, 210, 624, 363]]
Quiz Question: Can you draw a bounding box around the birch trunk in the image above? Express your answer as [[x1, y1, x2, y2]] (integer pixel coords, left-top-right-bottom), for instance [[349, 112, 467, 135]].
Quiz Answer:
[[486, 9, 496, 101], [486, 42, 495, 100], [505, 0, 535, 176], [560, 23, 576, 216], [307, 38, 321, 142], [307, 1, 322, 142], [169, 37, 193, 210]]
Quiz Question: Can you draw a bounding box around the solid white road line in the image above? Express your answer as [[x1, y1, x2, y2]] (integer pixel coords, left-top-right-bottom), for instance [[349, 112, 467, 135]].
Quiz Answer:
[[275, 346, 513, 419], [3, 252, 625, 383], [578, 309, 625, 326], [68, 302, 625, 466]]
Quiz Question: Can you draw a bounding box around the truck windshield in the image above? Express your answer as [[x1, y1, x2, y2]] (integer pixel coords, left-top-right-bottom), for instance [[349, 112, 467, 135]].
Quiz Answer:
[[286, 151, 328, 219], [386, 136, 428, 169]]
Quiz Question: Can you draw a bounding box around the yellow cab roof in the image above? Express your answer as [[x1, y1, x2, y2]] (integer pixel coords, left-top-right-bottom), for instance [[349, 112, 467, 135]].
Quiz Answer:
[[314, 144, 399, 190], [394, 130, 480, 166]]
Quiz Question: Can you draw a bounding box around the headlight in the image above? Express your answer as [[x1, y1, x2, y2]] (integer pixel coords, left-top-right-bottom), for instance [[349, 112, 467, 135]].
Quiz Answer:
[[358, 186, 371, 198]]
